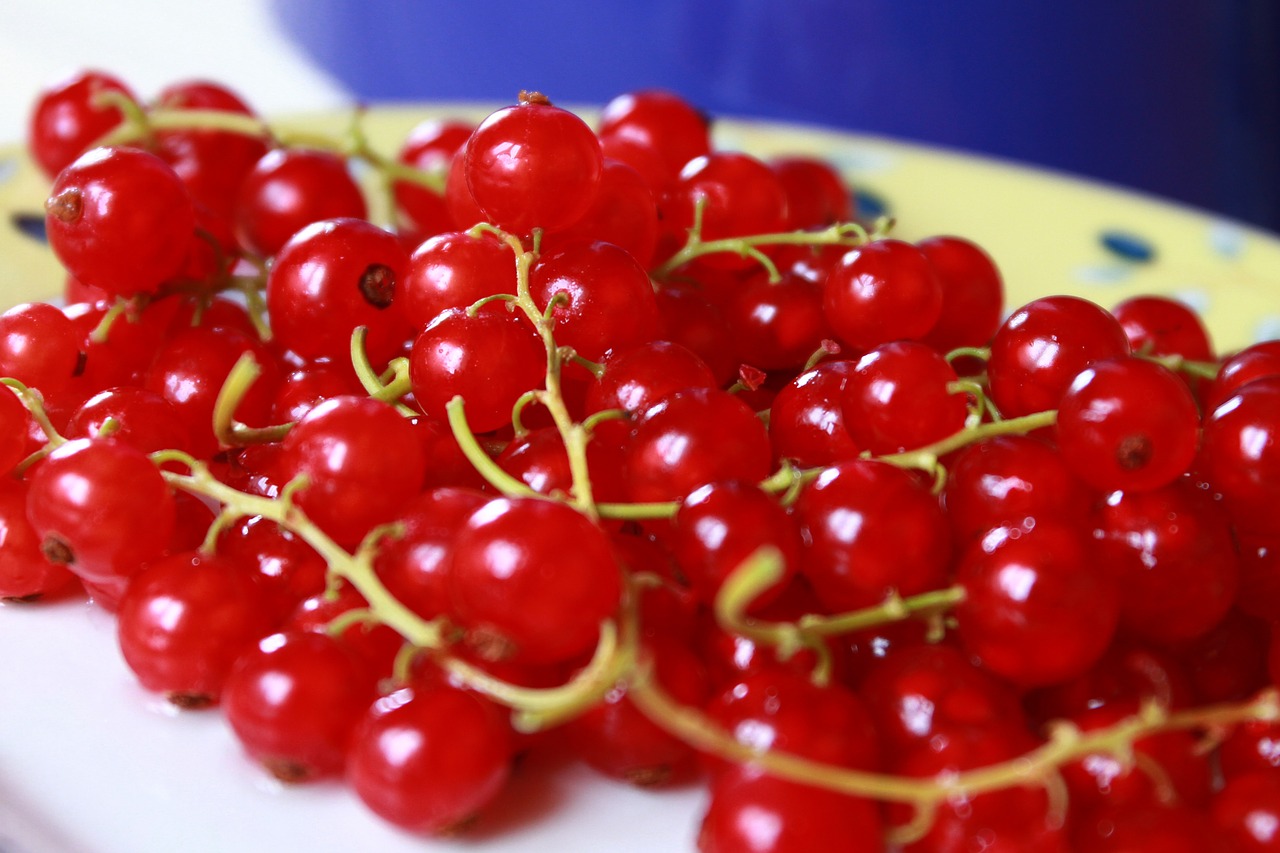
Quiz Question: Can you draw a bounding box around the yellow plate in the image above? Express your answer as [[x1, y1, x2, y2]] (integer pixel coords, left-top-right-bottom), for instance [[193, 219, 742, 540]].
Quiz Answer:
[[3, 104, 1279, 353]]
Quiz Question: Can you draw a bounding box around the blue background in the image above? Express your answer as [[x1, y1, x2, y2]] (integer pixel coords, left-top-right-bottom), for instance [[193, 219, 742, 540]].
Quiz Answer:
[[273, 0, 1280, 233]]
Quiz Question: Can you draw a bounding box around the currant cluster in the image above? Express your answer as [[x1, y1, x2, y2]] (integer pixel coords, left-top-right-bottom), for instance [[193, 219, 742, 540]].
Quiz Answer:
[[4, 69, 1280, 852]]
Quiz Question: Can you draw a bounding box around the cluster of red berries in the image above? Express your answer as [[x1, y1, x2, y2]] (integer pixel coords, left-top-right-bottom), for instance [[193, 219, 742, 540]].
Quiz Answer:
[[3, 69, 1280, 852]]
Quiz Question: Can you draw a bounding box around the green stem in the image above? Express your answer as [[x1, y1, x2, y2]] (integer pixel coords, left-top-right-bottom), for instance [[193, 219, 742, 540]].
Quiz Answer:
[[156, 455, 444, 650], [445, 396, 542, 499], [654, 220, 869, 282]]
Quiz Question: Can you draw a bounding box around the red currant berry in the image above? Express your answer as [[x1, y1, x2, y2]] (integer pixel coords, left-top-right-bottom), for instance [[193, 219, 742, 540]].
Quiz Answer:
[[407, 306, 545, 434], [767, 358, 861, 467], [391, 118, 472, 247], [464, 93, 603, 235], [447, 497, 623, 664], [1199, 375, 1280, 534], [401, 229, 516, 329], [234, 147, 367, 258], [45, 147, 195, 297], [28, 69, 136, 178], [1093, 478, 1240, 644], [548, 158, 661, 267], [955, 521, 1120, 687], [0, 479, 78, 601], [529, 240, 661, 362], [666, 152, 788, 268], [266, 217, 412, 366], [822, 239, 944, 350], [987, 295, 1131, 418], [841, 340, 969, 454], [276, 395, 427, 549], [347, 685, 512, 834], [115, 550, 275, 706], [1204, 340, 1280, 412], [597, 89, 712, 185], [698, 766, 884, 853], [942, 434, 1092, 545], [223, 630, 378, 781], [1056, 355, 1201, 492], [669, 480, 802, 610], [917, 235, 1005, 353], [25, 437, 176, 591], [770, 155, 853, 229], [792, 459, 952, 612], [625, 387, 773, 504], [0, 301, 83, 397]]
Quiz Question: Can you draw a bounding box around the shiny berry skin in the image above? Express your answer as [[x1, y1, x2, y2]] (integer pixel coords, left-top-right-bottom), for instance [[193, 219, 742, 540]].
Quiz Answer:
[[0, 302, 83, 397], [1060, 700, 1212, 817], [822, 239, 944, 351], [1211, 771, 1280, 851], [151, 79, 271, 248], [266, 218, 412, 366], [1113, 294, 1214, 361], [584, 339, 717, 417], [955, 521, 1120, 687], [792, 459, 952, 612], [447, 497, 623, 664], [115, 550, 275, 707], [0, 387, 33, 477], [529, 240, 661, 362], [0, 479, 78, 601], [372, 487, 489, 621], [223, 630, 378, 781], [28, 69, 135, 178], [496, 423, 629, 504], [25, 437, 176, 591], [666, 152, 788, 267], [216, 514, 328, 621], [65, 386, 194, 457], [1199, 375, 1280, 534], [143, 324, 281, 459], [1204, 340, 1280, 411], [566, 636, 708, 786], [723, 269, 831, 371], [841, 340, 969, 454], [391, 118, 472, 246], [549, 158, 661, 267], [1056, 355, 1201, 492], [347, 685, 512, 834], [698, 766, 884, 853], [276, 395, 427, 549], [705, 669, 881, 775], [407, 306, 545, 434], [597, 89, 712, 184], [942, 434, 1091, 544], [400, 230, 516, 329], [234, 147, 367, 258], [987, 294, 1131, 417], [669, 480, 802, 610], [770, 155, 853, 229], [918, 235, 1005, 352], [767, 359, 860, 467], [625, 387, 773, 504], [858, 642, 1027, 753], [45, 147, 195, 297], [464, 95, 603, 235], [1092, 478, 1240, 644]]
